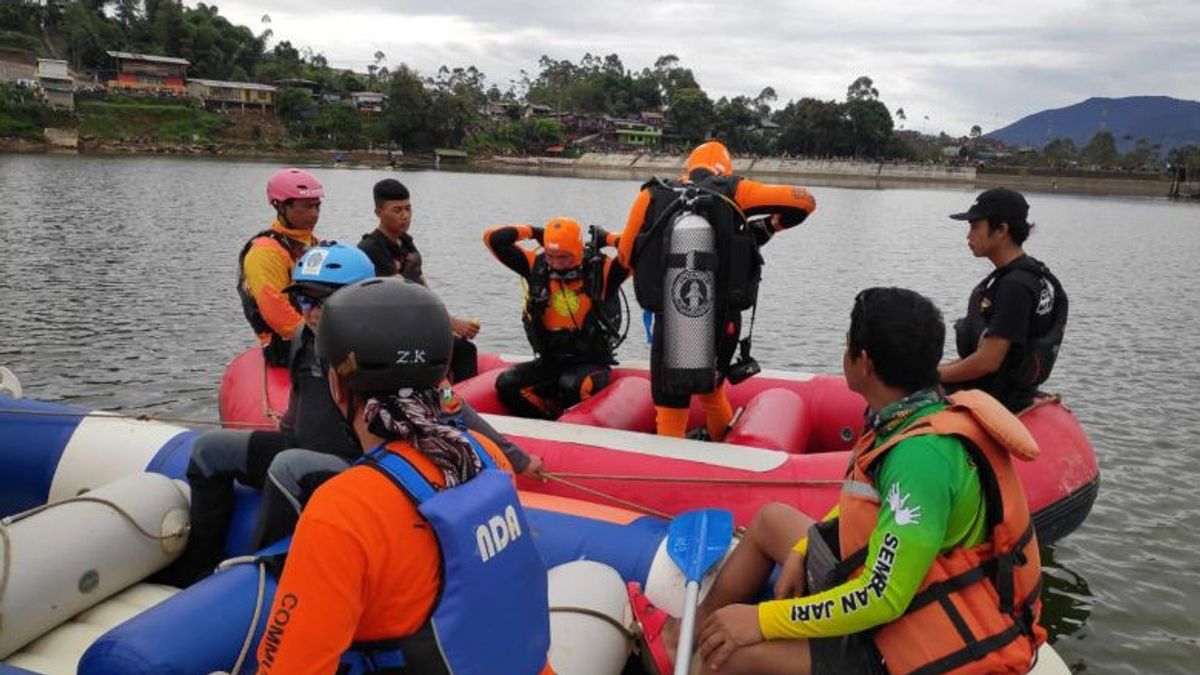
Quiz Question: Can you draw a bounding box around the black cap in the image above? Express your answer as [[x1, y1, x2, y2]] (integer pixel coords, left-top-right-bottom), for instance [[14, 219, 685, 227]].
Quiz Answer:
[[949, 188, 1029, 225], [373, 178, 410, 204]]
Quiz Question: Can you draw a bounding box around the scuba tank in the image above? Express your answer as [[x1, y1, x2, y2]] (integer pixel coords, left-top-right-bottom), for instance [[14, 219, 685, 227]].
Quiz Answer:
[[661, 210, 718, 396]]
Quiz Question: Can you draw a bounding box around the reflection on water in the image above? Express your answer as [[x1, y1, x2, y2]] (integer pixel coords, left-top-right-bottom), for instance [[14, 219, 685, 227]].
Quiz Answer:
[[3, 153, 1200, 673], [1040, 547, 1094, 648]]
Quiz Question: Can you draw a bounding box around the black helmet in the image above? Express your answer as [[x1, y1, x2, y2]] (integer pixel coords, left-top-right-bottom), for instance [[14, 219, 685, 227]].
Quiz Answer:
[[316, 277, 453, 394]]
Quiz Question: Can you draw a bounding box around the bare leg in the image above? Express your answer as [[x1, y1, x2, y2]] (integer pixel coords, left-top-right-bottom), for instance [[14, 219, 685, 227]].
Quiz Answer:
[[698, 637, 813, 675], [663, 503, 814, 660]]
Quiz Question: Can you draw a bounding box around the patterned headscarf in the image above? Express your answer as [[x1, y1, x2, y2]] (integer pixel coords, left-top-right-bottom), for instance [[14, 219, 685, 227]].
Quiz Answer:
[[363, 388, 482, 486]]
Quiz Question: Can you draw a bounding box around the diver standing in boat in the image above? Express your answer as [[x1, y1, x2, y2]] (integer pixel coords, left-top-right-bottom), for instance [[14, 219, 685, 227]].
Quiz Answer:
[[627, 287, 1046, 674], [256, 278, 553, 675], [618, 141, 816, 440], [939, 188, 1068, 412], [237, 167, 323, 366], [483, 218, 628, 418], [359, 178, 482, 382], [164, 245, 537, 587]]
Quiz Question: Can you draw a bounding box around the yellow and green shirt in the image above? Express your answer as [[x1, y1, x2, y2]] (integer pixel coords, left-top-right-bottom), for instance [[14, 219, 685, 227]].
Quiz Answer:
[[758, 394, 988, 640]]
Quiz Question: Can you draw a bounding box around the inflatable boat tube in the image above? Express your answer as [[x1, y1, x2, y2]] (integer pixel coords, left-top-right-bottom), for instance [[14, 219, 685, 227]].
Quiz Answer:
[[4, 584, 177, 675], [81, 496, 697, 675], [0, 472, 189, 659], [0, 395, 195, 518], [547, 561, 633, 675]]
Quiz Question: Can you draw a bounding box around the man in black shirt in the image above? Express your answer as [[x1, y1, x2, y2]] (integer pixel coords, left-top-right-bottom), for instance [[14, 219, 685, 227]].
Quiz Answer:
[[359, 179, 481, 381], [939, 188, 1067, 412]]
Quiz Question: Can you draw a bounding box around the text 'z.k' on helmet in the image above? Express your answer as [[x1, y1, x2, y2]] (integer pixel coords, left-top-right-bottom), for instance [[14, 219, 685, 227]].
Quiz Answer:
[[316, 277, 453, 394], [267, 167, 324, 206], [543, 217, 584, 263], [285, 243, 376, 296], [685, 141, 733, 177]]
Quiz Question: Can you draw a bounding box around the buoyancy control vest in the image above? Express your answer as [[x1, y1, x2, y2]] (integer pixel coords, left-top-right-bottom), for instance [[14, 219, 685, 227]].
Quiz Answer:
[[341, 433, 550, 675], [806, 390, 1047, 675], [955, 255, 1067, 408], [630, 176, 763, 316], [237, 228, 309, 366], [522, 252, 620, 365]]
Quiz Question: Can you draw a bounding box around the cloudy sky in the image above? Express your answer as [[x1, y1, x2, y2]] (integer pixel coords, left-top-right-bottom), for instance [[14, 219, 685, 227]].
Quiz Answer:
[[204, 0, 1199, 135]]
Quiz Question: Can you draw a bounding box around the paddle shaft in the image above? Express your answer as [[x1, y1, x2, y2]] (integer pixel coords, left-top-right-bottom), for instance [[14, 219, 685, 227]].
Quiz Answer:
[[674, 580, 701, 675]]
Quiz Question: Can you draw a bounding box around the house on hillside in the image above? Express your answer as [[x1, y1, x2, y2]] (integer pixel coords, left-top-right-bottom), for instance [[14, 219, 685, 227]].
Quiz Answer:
[[104, 51, 189, 95], [35, 59, 74, 110], [275, 78, 322, 97], [187, 78, 276, 113], [483, 100, 520, 120], [638, 110, 665, 127], [611, 119, 661, 148], [351, 91, 385, 114]]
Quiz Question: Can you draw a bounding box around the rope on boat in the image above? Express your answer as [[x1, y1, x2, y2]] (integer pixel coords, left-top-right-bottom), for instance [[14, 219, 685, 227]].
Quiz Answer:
[[537, 472, 674, 519], [227, 557, 267, 675], [544, 471, 843, 488], [0, 487, 190, 613], [259, 357, 284, 425], [0, 406, 277, 429], [549, 605, 637, 642]]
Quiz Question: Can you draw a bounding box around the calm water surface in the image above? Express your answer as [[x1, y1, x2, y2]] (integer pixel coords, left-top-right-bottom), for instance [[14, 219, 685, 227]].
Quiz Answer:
[[2, 154, 1198, 673]]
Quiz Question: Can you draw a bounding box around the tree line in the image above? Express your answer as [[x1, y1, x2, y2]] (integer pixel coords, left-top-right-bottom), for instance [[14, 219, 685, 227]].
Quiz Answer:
[[2, 1, 920, 157], [6, 0, 1194, 170]]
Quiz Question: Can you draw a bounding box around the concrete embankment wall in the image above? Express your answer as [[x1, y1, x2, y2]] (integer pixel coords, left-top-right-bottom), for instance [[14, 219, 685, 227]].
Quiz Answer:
[[977, 167, 1171, 197], [44, 128, 78, 149], [576, 153, 977, 183], [493, 153, 1180, 197], [576, 152, 637, 168]]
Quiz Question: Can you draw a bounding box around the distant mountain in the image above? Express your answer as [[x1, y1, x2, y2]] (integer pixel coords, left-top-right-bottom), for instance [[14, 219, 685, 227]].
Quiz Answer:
[[987, 96, 1200, 152]]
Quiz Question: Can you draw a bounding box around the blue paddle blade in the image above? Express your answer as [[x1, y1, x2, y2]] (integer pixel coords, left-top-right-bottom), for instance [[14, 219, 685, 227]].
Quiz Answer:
[[667, 509, 735, 582]]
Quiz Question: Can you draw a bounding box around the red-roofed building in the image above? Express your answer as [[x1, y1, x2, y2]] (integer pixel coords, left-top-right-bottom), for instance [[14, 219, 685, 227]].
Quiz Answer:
[[105, 51, 189, 95]]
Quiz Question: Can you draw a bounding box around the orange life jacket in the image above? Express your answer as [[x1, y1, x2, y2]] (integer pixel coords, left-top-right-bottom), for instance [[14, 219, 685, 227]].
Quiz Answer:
[[839, 390, 1047, 674]]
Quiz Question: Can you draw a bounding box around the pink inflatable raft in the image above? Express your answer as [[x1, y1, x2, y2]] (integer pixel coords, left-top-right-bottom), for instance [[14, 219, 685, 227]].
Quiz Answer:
[[220, 348, 1099, 544]]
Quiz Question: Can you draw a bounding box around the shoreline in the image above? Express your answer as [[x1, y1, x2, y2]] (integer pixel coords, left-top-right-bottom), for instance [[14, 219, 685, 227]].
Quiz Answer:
[[3, 140, 1195, 199]]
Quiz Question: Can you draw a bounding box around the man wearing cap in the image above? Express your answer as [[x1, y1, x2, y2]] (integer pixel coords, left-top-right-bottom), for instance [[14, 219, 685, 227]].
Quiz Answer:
[[940, 188, 1068, 412], [483, 218, 628, 418], [359, 178, 482, 382]]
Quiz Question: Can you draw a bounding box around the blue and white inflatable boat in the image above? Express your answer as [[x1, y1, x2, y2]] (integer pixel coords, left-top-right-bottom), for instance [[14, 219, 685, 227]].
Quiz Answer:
[[0, 378, 1072, 675]]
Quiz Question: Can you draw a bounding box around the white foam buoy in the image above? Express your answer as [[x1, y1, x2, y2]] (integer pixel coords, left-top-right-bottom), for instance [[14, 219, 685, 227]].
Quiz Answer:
[[642, 536, 736, 617], [0, 367, 21, 399], [0, 473, 189, 659], [1029, 642, 1072, 675], [547, 561, 634, 675]]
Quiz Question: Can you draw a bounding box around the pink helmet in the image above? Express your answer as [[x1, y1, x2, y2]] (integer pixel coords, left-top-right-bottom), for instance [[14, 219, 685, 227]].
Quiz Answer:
[[267, 168, 324, 206]]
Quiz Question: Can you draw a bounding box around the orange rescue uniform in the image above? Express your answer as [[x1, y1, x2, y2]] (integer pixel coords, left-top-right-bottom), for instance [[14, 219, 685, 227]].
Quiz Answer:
[[256, 435, 514, 674]]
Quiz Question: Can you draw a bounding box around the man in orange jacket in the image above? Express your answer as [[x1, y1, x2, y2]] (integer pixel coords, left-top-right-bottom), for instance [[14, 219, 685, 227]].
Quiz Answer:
[[618, 141, 816, 439], [483, 218, 627, 418], [237, 167, 323, 366], [257, 278, 553, 675]]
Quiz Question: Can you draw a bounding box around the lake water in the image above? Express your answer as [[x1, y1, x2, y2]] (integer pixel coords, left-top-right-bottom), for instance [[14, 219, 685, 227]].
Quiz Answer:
[[2, 153, 1198, 673]]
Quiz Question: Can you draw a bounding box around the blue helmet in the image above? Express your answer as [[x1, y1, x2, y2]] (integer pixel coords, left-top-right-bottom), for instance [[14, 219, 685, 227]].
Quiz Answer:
[[285, 243, 376, 296]]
